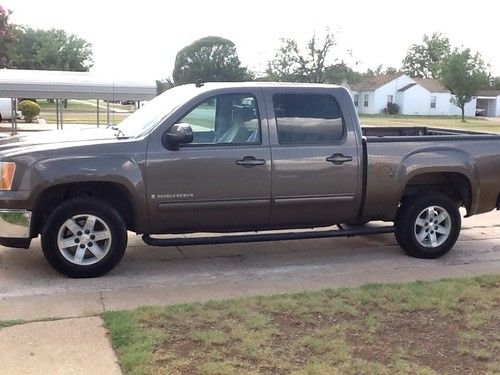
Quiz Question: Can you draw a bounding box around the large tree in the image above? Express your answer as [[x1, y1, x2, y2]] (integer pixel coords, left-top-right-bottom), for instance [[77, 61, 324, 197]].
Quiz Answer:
[[440, 48, 488, 121], [492, 76, 500, 90], [0, 5, 17, 68], [402, 33, 450, 79], [266, 32, 336, 83], [9, 28, 93, 71], [172, 36, 251, 85]]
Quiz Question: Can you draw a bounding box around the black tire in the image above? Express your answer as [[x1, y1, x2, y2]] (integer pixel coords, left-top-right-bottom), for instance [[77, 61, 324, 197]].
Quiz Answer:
[[394, 192, 461, 259], [41, 198, 127, 278]]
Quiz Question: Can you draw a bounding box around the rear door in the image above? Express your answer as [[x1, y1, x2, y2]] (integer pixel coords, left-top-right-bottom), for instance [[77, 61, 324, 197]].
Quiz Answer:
[[264, 88, 362, 227]]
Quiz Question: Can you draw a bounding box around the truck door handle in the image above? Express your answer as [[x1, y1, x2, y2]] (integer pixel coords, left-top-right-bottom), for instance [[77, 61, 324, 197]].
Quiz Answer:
[[326, 153, 353, 165], [236, 156, 266, 167]]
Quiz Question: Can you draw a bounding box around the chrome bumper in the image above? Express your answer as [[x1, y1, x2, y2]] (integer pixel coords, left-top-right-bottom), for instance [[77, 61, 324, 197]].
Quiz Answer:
[[0, 210, 32, 238]]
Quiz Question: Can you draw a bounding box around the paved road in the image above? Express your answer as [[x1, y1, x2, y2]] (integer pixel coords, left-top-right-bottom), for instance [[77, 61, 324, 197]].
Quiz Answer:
[[0, 212, 499, 321]]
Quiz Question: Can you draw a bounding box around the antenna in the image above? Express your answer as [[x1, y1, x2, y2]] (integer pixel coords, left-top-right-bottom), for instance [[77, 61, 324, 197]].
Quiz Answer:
[[195, 79, 204, 88]]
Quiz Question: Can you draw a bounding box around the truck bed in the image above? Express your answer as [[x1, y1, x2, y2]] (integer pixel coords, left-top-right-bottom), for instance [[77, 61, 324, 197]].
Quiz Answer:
[[361, 126, 497, 139]]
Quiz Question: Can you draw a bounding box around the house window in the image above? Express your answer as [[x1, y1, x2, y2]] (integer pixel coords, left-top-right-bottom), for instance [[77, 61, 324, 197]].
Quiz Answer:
[[430, 96, 437, 109], [364, 94, 369, 107], [387, 95, 394, 104], [353, 94, 359, 107]]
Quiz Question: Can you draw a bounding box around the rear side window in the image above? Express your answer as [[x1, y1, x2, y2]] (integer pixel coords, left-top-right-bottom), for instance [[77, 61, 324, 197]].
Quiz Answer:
[[273, 93, 344, 144]]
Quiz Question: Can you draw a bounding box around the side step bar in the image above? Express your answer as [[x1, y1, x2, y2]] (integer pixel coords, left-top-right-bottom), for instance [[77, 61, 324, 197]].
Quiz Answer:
[[142, 225, 395, 247]]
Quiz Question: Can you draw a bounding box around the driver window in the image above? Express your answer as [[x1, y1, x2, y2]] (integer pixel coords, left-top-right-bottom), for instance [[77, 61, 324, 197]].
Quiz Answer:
[[177, 93, 261, 145]]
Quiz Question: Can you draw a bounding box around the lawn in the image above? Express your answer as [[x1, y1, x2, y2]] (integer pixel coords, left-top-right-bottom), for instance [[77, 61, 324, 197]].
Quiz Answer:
[[39, 112, 129, 125], [360, 114, 500, 134], [103, 275, 500, 375], [35, 99, 132, 125]]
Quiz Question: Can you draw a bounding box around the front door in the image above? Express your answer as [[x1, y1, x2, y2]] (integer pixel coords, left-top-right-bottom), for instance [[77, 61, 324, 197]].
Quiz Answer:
[[146, 91, 271, 233], [266, 90, 361, 227]]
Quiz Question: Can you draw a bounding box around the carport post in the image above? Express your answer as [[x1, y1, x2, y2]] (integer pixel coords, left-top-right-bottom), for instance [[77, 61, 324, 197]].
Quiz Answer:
[[56, 99, 60, 130], [60, 100, 64, 130], [106, 101, 110, 125], [97, 99, 100, 127], [10, 98, 17, 135]]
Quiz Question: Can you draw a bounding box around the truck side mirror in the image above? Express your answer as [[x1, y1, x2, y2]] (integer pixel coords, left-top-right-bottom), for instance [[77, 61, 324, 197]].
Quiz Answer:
[[164, 123, 193, 150]]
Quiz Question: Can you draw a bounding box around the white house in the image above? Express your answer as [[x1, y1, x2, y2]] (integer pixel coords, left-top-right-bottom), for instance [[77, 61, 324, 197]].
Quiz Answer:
[[476, 90, 500, 117], [349, 73, 476, 116]]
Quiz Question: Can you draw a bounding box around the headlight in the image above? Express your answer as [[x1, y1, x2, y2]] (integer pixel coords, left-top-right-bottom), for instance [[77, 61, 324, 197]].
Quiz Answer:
[[0, 162, 16, 190]]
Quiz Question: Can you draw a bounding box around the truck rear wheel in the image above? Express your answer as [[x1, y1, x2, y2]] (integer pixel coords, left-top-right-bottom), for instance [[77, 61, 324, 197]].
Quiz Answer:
[[41, 198, 127, 278], [394, 192, 461, 258]]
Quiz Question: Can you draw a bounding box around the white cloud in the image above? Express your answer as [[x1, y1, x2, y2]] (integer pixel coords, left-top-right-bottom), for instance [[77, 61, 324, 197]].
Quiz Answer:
[[4, 0, 499, 81]]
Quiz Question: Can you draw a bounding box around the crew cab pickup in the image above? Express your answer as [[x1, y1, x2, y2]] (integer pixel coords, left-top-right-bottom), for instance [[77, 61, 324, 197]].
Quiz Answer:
[[0, 82, 499, 277]]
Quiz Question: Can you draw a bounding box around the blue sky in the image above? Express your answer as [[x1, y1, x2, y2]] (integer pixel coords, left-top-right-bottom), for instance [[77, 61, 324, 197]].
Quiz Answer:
[[4, 0, 500, 82]]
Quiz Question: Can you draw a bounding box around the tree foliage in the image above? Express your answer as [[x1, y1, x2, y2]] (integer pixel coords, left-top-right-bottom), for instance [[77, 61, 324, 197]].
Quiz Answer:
[[492, 76, 500, 90], [156, 78, 174, 95], [9, 28, 93, 71], [440, 48, 488, 121], [172, 36, 251, 85], [266, 32, 336, 83], [0, 5, 17, 68], [402, 33, 450, 79]]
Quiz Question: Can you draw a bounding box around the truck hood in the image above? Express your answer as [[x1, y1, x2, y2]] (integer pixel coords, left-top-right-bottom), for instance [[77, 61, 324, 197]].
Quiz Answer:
[[0, 127, 124, 153]]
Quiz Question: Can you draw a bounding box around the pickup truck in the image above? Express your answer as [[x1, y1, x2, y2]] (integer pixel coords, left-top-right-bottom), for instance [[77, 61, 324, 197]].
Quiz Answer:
[[0, 82, 499, 278]]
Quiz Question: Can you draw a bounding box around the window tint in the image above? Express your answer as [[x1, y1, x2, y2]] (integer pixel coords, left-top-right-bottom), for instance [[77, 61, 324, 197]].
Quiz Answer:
[[273, 93, 344, 144], [177, 94, 261, 145]]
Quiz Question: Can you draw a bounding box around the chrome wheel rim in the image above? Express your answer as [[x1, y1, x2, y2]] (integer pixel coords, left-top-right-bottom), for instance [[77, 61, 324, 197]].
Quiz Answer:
[[414, 206, 452, 248], [57, 214, 112, 266]]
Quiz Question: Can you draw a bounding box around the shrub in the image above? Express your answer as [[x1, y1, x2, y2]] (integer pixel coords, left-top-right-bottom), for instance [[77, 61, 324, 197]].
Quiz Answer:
[[386, 102, 399, 115], [18, 100, 41, 123]]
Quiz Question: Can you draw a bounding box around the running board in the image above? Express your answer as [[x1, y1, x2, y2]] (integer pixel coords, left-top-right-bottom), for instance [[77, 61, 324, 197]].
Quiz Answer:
[[142, 225, 395, 247]]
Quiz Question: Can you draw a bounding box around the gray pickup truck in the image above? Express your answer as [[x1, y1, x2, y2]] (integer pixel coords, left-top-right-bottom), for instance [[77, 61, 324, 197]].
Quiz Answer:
[[0, 82, 499, 278]]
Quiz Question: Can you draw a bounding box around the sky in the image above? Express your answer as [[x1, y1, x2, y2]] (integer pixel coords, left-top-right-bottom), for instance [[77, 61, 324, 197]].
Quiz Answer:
[[4, 0, 500, 82]]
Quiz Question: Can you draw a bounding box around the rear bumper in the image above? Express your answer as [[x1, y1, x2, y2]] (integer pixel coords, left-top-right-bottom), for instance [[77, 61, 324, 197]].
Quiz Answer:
[[0, 209, 32, 248]]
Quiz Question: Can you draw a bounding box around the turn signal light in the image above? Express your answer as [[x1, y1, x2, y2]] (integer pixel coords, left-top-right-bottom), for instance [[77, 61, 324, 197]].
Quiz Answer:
[[0, 162, 16, 190]]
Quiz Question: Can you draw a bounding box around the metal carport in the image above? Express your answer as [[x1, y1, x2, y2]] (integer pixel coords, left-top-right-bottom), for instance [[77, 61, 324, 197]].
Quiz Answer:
[[0, 69, 157, 134]]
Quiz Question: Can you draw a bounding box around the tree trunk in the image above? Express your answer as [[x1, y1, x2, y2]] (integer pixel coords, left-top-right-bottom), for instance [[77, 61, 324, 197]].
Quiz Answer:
[[461, 106, 465, 122]]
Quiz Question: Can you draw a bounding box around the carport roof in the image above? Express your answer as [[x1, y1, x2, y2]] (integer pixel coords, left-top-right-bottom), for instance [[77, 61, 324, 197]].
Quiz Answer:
[[0, 69, 157, 100]]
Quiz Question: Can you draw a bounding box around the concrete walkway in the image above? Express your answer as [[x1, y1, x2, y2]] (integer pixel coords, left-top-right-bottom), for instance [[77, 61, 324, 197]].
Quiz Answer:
[[0, 317, 121, 375]]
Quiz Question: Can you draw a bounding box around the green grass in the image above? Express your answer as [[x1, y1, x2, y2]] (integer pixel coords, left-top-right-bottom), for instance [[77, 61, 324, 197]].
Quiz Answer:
[[39, 112, 129, 125], [103, 275, 500, 375], [0, 320, 24, 330], [359, 114, 500, 133]]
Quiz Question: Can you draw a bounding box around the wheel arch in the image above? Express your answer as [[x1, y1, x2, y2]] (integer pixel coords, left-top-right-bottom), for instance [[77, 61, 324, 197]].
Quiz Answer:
[[32, 181, 138, 235]]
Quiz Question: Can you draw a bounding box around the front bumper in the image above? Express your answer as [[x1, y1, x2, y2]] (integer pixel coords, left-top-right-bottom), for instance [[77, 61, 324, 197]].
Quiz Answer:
[[0, 209, 32, 248]]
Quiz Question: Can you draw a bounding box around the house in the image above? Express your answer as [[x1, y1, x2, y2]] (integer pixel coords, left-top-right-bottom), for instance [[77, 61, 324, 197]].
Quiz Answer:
[[476, 90, 500, 117], [348, 73, 476, 116]]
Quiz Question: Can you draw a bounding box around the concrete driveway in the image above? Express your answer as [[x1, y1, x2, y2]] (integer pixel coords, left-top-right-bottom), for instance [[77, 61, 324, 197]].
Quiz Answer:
[[0, 212, 499, 321]]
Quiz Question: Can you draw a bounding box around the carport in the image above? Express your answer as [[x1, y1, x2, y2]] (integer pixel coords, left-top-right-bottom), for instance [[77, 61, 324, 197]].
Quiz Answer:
[[0, 69, 157, 134], [476, 89, 500, 117]]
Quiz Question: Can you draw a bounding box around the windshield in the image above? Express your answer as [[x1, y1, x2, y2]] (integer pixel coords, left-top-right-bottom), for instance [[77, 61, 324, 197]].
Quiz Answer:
[[116, 85, 198, 137]]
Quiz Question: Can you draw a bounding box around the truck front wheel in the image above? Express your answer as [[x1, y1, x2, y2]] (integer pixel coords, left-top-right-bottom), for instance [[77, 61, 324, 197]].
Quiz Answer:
[[41, 198, 127, 278], [394, 192, 461, 258]]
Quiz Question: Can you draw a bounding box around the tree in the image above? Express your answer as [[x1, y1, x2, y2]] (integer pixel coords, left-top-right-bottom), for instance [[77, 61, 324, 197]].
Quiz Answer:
[[324, 62, 362, 85], [172, 36, 251, 85], [492, 76, 500, 90], [440, 48, 488, 121], [9, 28, 93, 71], [156, 78, 174, 95], [0, 5, 17, 68], [266, 32, 336, 83], [402, 33, 450, 79]]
